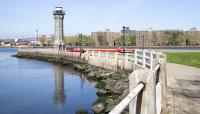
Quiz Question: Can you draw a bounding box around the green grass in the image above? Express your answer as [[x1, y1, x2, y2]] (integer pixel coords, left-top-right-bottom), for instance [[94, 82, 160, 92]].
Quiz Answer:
[[165, 52, 200, 68]]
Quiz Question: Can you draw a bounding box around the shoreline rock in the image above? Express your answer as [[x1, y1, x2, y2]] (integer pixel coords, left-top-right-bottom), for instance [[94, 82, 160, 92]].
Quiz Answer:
[[92, 103, 105, 113], [76, 109, 89, 114], [74, 64, 129, 114]]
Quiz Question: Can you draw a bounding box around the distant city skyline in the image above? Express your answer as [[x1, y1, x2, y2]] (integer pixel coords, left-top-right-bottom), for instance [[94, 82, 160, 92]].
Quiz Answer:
[[0, 0, 200, 39]]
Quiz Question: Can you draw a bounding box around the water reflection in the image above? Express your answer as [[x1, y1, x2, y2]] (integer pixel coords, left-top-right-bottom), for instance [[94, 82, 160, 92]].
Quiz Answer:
[[53, 64, 65, 108], [80, 75, 85, 92], [0, 48, 98, 114]]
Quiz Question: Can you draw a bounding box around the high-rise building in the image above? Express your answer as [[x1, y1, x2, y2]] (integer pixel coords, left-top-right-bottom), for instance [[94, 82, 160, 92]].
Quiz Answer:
[[186, 28, 200, 45], [135, 28, 200, 46], [136, 29, 167, 46], [91, 29, 121, 47]]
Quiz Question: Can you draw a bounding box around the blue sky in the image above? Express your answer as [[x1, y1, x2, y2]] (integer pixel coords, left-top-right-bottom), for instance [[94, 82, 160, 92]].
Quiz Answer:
[[0, 0, 200, 39]]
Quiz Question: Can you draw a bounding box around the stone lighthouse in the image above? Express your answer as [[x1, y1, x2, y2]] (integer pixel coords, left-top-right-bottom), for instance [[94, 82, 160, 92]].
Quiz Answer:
[[53, 6, 65, 46]]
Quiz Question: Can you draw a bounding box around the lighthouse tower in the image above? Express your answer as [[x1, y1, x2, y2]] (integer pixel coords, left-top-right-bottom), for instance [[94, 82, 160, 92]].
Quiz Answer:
[[53, 6, 65, 47]]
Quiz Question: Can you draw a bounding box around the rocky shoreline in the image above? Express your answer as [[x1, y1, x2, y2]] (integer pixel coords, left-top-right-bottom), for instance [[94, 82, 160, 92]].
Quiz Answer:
[[15, 54, 130, 114], [74, 64, 129, 114]]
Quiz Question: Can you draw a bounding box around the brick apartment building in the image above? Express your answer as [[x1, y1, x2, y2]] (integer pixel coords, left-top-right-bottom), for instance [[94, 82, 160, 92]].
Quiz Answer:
[[91, 29, 121, 47], [136, 28, 200, 46]]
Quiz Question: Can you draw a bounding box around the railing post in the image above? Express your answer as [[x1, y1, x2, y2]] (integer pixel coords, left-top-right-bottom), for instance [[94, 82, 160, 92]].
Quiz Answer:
[[150, 51, 154, 70], [115, 52, 118, 60], [156, 52, 161, 60], [129, 70, 156, 114], [134, 49, 137, 64], [98, 51, 101, 58], [106, 52, 109, 58], [157, 55, 167, 114], [143, 50, 146, 67], [125, 53, 128, 62]]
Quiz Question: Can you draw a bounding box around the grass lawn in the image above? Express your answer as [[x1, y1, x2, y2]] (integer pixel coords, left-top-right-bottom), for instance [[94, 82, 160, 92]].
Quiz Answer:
[[165, 52, 200, 68]]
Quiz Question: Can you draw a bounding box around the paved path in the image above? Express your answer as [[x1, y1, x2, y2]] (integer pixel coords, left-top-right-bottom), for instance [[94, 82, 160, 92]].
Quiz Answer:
[[166, 63, 200, 114]]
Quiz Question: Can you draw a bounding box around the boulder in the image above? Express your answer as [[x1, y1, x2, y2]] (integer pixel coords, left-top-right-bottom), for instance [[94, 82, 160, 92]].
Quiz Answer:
[[105, 105, 115, 113], [74, 64, 84, 71], [88, 72, 96, 77], [101, 72, 113, 77], [114, 79, 124, 90], [76, 109, 89, 114], [97, 89, 107, 96], [106, 98, 115, 106], [92, 103, 105, 113]]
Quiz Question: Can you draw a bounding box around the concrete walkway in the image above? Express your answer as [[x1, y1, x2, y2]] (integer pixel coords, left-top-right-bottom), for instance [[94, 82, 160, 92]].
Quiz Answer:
[[166, 63, 200, 114]]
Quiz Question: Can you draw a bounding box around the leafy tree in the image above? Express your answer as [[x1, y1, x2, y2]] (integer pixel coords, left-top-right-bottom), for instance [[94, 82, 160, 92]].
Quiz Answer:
[[46, 40, 51, 46], [188, 34, 200, 46], [115, 34, 136, 46], [64, 35, 80, 46], [124, 35, 136, 46], [82, 35, 92, 46], [115, 36, 122, 46], [64, 35, 92, 46], [177, 31, 187, 46], [163, 31, 179, 46], [49, 35, 55, 44], [38, 35, 46, 46], [152, 31, 157, 46]]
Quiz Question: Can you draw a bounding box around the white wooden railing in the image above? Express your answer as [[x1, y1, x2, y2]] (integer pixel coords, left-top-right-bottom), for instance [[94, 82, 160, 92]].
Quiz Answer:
[[87, 49, 166, 114], [88, 49, 160, 70], [109, 83, 144, 114], [19, 48, 159, 71], [106, 50, 167, 114]]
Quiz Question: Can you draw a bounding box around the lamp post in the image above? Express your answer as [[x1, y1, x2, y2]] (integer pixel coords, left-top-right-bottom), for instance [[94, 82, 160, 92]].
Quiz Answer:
[[79, 33, 83, 49], [122, 26, 129, 53], [142, 35, 145, 50], [36, 29, 38, 45]]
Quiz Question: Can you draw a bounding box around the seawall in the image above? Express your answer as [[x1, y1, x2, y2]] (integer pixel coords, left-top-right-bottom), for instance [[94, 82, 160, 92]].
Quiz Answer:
[[17, 49, 144, 72]]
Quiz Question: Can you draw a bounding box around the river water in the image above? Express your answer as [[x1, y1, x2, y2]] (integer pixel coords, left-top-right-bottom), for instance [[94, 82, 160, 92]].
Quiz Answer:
[[0, 48, 97, 114]]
